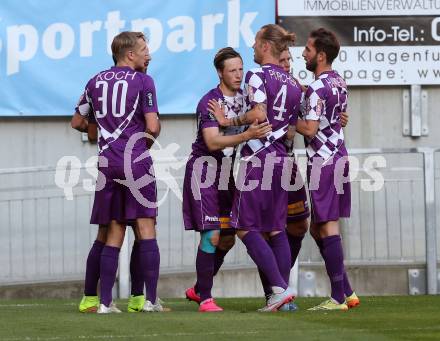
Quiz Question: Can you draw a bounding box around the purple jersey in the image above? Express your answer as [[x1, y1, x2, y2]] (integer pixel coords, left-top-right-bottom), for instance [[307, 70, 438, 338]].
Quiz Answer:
[[191, 86, 244, 160], [242, 64, 302, 157], [75, 66, 159, 165], [302, 70, 348, 162]]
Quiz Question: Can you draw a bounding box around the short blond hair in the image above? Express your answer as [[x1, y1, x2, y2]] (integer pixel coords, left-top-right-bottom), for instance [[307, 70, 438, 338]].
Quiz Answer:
[[111, 31, 145, 62]]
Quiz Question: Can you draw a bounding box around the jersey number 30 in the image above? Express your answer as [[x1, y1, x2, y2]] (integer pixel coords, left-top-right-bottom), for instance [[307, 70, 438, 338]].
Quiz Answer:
[[95, 80, 128, 118]]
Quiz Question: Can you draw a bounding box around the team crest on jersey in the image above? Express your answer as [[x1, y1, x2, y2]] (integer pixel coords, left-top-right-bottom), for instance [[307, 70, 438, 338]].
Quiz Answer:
[[207, 99, 222, 121], [147, 92, 153, 107], [207, 111, 216, 121]]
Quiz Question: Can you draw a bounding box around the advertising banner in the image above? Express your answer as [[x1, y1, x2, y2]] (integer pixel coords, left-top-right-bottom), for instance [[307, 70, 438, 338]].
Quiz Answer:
[[278, 0, 440, 85], [0, 0, 274, 116]]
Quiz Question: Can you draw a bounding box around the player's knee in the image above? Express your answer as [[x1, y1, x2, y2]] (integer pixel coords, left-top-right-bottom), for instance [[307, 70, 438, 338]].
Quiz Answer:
[[218, 234, 235, 251], [236, 230, 248, 240], [287, 220, 309, 237], [96, 225, 108, 243], [319, 221, 340, 238], [309, 224, 321, 241], [200, 230, 219, 253], [268, 231, 282, 238], [261, 232, 270, 241], [136, 218, 156, 239], [106, 227, 126, 248]]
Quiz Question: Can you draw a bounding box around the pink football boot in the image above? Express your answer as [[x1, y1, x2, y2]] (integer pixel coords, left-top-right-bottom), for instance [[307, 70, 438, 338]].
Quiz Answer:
[[198, 298, 223, 312], [185, 287, 201, 304]]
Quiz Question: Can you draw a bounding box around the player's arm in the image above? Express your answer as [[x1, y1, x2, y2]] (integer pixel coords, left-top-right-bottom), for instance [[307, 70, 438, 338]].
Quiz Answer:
[[296, 119, 319, 139], [142, 75, 160, 143], [286, 101, 299, 141], [144, 112, 160, 149], [284, 124, 296, 155], [286, 124, 296, 141], [71, 112, 88, 132], [72, 88, 92, 132], [203, 120, 271, 152], [145, 112, 160, 138], [296, 85, 323, 138], [87, 122, 98, 143], [208, 100, 266, 127], [341, 112, 349, 127], [283, 124, 297, 155]]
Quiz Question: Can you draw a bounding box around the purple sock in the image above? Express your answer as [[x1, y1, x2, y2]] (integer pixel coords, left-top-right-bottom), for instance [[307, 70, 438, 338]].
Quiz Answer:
[[130, 241, 144, 296], [343, 272, 354, 296], [195, 245, 229, 294], [287, 234, 304, 268], [257, 240, 278, 300], [241, 232, 287, 289], [315, 237, 353, 297], [322, 235, 345, 304], [99, 246, 120, 306], [257, 268, 272, 301], [196, 248, 215, 302], [84, 240, 104, 296], [138, 239, 160, 303], [269, 232, 291, 285], [213, 248, 229, 276]]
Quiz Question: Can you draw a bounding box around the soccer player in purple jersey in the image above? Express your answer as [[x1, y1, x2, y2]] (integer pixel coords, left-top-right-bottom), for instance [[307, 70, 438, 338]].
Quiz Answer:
[[248, 48, 309, 312], [295, 28, 359, 310], [182, 47, 272, 312], [277, 49, 350, 312], [72, 31, 161, 313], [73, 59, 162, 313], [210, 24, 302, 311], [74, 34, 158, 314]]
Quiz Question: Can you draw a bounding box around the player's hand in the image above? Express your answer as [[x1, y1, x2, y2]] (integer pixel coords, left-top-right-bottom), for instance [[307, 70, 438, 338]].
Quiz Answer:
[[207, 99, 227, 126], [341, 112, 349, 127], [253, 103, 267, 118], [245, 120, 272, 140]]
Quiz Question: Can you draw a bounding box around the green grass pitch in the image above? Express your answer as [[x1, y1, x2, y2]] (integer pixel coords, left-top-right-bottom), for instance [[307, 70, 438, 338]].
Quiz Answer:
[[0, 296, 439, 340]]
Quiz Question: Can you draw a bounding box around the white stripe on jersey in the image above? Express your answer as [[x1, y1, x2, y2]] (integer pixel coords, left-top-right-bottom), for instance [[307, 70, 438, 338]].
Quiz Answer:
[[98, 94, 139, 152]]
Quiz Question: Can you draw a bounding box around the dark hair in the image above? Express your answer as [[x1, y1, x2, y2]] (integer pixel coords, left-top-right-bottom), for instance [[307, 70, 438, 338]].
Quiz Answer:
[[260, 24, 296, 58], [111, 31, 145, 63], [213, 47, 242, 71], [309, 28, 340, 64]]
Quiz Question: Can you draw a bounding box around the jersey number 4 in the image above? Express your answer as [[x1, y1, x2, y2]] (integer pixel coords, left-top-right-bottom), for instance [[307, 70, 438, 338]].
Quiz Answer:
[[273, 84, 287, 121], [95, 80, 128, 118]]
